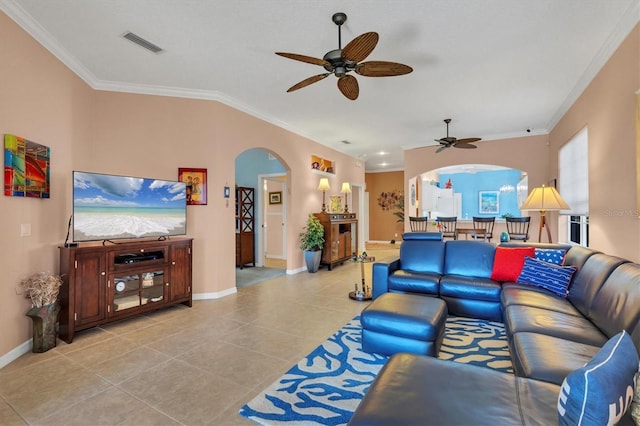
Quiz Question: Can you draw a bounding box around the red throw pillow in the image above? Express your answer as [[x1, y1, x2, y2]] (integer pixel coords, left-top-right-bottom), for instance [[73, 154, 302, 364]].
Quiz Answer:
[[490, 246, 536, 282]]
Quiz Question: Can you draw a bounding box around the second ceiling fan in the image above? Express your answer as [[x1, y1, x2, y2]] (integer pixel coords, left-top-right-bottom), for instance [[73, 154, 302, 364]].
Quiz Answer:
[[276, 12, 413, 100], [435, 119, 482, 153]]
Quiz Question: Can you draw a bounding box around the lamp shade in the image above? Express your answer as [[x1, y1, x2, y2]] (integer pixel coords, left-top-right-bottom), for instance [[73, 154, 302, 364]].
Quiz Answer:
[[520, 185, 570, 211], [340, 182, 351, 194], [318, 178, 330, 191]]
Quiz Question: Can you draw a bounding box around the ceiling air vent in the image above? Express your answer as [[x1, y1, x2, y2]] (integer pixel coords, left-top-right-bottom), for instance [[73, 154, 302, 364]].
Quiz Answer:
[[122, 32, 164, 54]]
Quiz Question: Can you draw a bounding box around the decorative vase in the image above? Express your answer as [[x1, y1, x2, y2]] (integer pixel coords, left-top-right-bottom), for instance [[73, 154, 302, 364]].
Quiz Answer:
[[500, 232, 510, 243], [304, 250, 322, 273], [26, 302, 61, 353]]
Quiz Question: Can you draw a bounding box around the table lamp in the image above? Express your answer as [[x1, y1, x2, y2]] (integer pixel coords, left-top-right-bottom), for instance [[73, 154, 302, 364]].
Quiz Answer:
[[519, 185, 569, 243], [318, 178, 330, 212], [341, 182, 351, 213]]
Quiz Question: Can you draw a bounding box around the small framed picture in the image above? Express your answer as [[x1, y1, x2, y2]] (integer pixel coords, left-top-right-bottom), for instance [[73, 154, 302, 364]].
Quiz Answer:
[[479, 191, 499, 214], [178, 168, 207, 205], [330, 195, 342, 213], [269, 191, 282, 204]]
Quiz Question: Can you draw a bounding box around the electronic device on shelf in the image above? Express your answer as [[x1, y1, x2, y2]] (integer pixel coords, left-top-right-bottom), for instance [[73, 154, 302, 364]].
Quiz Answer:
[[72, 170, 187, 243], [114, 251, 164, 264]]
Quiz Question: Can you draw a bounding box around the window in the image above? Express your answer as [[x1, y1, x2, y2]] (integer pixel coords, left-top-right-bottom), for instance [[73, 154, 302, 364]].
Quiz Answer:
[[559, 128, 589, 246]]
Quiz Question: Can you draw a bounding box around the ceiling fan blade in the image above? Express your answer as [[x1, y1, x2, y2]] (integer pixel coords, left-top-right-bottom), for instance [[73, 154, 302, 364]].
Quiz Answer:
[[453, 142, 478, 149], [435, 145, 448, 153], [342, 32, 379, 63], [286, 73, 331, 92], [276, 52, 329, 67], [337, 75, 359, 100], [356, 61, 414, 77], [455, 138, 482, 144]]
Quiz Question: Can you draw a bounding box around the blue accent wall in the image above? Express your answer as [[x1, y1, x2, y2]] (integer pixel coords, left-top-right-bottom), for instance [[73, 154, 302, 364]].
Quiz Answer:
[[235, 148, 285, 187], [439, 169, 522, 218]]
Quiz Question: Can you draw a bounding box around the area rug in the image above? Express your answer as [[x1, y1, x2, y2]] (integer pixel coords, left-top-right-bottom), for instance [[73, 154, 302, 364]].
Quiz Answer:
[[239, 316, 511, 425]]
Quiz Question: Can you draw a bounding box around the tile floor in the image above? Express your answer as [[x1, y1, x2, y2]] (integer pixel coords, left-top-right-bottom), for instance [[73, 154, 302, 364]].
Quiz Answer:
[[0, 248, 397, 426]]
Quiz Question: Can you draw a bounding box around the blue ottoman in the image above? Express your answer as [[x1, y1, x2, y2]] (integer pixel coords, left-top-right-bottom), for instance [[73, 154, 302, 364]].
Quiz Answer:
[[361, 293, 447, 357]]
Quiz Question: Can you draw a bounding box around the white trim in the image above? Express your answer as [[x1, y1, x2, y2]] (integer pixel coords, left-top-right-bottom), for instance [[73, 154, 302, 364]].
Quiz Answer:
[[0, 339, 31, 369], [193, 287, 237, 300]]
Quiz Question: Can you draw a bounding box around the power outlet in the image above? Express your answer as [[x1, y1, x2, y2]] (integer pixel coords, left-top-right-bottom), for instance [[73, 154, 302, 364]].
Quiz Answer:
[[20, 223, 31, 237], [394, 233, 398, 238]]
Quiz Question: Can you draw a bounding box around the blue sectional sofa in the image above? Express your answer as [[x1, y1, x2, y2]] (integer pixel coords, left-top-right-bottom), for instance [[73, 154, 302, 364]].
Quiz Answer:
[[350, 232, 640, 425]]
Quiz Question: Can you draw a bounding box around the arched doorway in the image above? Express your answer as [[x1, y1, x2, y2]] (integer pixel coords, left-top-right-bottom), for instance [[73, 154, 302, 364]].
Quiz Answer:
[[235, 148, 289, 288]]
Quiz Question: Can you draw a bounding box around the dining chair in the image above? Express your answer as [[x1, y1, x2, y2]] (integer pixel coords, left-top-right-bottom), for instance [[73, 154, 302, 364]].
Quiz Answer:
[[472, 217, 495, 242], [506, 216, 531, 242], [437, 217, 458, 240], [409, 216, 429, 232]]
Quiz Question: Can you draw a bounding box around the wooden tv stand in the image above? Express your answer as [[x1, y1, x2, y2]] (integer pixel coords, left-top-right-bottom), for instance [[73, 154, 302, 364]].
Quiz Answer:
[[58, 238, 193, 343]]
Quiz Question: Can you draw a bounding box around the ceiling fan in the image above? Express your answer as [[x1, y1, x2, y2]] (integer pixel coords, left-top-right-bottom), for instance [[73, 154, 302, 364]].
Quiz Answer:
[[435, 119, 482, 153], [275, 12, 413, 100]]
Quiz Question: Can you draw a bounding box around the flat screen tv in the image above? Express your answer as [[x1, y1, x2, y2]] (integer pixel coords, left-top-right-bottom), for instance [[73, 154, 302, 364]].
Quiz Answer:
[[72, 171, 187, 242]]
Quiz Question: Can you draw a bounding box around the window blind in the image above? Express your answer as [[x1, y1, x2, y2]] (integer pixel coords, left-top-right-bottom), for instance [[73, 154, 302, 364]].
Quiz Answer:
[[558, 128, 589, 215]]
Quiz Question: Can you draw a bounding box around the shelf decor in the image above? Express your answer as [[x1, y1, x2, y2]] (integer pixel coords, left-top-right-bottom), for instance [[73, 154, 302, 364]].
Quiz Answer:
[[311, 154, 335, 174], [178, 168, 207, 205], [479, 191, 499, 214]]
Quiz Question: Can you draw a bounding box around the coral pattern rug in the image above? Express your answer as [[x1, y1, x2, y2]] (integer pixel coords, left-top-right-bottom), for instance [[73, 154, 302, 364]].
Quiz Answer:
[[239, 316, 511, 425]]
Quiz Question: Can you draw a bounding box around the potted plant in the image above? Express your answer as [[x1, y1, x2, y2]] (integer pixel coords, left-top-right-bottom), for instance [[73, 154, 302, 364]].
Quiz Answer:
[[299, 213, 325, 273], [18, 272, 63, 353]]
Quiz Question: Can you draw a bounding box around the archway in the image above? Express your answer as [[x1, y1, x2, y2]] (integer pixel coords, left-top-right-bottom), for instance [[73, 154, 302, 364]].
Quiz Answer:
[[235, 148, 290, 288], [408, 164, 529, 236]]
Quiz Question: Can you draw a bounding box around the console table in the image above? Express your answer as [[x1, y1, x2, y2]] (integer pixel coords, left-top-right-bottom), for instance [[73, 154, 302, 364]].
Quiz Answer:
[[314, 212, 358, 270]]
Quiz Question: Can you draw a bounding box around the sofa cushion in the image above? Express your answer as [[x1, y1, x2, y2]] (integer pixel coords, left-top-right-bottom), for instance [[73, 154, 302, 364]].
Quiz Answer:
[[586, 262, 640, 353], [558, 331, 639, 426], [501, 285, 582, 317], [388, 270, 440, 295], [503, 305, 608, 347], [566, 253, 628, 317], [399, 239, 445, 274], [444, 240, 495, 278], [510, 332, 600, 385], [534, 248, 567, 265], [348, 353, 561, 426], [517, 257, 576, 297], [490, 246, 535, 282]]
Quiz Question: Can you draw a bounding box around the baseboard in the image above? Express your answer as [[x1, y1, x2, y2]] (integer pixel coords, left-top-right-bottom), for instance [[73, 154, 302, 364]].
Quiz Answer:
[[287, 267, 306, 274], [0, 339, 31, 369], [193, 287, 237, 300]]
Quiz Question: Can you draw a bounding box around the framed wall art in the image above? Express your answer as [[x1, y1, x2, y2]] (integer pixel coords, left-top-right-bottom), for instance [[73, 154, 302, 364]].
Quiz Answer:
[[479, 191, 499, 214], [178, 168, 207, 205], [269, 191, 282, 204], [4, 134, 50, 198]]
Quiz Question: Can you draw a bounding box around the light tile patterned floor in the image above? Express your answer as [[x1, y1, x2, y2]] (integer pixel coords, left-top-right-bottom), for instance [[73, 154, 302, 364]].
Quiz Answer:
[[0, 247, 399, 425]]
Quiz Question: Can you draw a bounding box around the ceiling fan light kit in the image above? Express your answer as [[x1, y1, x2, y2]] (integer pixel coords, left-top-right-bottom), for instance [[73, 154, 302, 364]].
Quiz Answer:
[[276, 12, 413, 100], [435, 119, 482, 153]]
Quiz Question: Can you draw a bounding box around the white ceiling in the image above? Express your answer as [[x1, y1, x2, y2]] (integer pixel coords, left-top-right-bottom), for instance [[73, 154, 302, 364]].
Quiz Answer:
[[2, 0, 638, 171]]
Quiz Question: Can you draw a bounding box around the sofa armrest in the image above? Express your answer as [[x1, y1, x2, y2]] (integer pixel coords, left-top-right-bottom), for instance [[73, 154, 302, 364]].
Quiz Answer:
[[372, 258, 400, 299]]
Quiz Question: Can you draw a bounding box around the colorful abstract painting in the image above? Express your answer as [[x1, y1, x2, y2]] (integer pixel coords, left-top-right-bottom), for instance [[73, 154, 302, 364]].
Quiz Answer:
[[4, 134, 50, 198]]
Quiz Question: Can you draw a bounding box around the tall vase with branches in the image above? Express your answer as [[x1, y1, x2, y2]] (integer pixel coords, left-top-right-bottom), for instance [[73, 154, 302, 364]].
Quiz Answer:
[[18, 272, 63, 352]]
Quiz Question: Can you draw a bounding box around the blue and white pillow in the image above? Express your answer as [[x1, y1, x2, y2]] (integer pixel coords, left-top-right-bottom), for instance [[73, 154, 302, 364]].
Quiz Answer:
[[534, 248, 567, 265], [517, 256, 577, 297], [558, 331, 639, 426]]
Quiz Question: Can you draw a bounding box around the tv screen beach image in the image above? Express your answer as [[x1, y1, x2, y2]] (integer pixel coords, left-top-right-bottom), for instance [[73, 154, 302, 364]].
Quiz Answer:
[[73, 171, 187, 242]]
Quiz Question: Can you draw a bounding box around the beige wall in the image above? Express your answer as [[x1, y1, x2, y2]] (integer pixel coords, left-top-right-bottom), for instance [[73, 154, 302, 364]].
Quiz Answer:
[[0, 12, 93, 361], [365, 171, 405, 241], [549, 24, 640, 261], [0, 13, 364, 361]]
